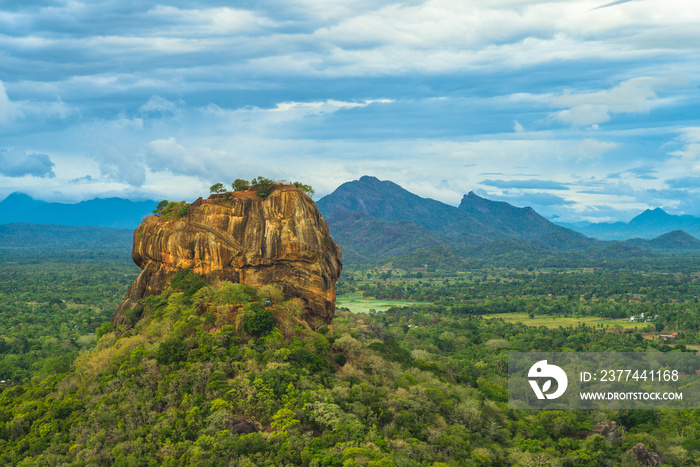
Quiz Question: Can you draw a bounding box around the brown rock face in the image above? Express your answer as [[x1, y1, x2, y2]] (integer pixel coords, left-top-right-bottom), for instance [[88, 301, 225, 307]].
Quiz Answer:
[[113, 185, 342, 326], [590, 421, 622, 443], [627, 443, 664, 466]]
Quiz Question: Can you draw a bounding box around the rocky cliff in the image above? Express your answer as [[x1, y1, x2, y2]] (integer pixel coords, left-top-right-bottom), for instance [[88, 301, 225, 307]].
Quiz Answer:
[[113, 185, 342, 326]]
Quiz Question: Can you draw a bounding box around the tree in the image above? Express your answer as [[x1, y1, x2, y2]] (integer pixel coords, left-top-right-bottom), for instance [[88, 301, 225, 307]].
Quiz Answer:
[[170, 269, 206, 303], [156, 338, 189, 365], [209, 183, 227, 194], [153, 200, 168, 215], [293, 182, 315, 197], [241, 302, 275, 337], [250, 176, 276, 198], [232, 179, 250, 191], [154, 200, 188, 220], [259, 284, 284, 303]]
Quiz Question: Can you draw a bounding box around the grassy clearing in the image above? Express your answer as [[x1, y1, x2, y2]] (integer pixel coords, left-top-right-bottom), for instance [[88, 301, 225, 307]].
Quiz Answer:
[[336, 293, 428, 314], [482, 312, 648, 330]]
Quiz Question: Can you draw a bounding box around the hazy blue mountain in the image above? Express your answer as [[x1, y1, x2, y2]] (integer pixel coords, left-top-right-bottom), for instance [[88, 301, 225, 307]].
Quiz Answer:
[[558, 208, 700, 240], [622, 230, 700, 252], [0, 193, 157, 229]]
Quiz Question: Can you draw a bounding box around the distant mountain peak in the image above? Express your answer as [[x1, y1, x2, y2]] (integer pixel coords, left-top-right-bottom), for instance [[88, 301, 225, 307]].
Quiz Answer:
[[631, 207, 671, 222], [622, 230, 700, 250], [0, 194, 157, 229], [459, 191, 536, 215], [317, 176, 593, 264], [629, 208, 676, 225], [1, 192, 39, 203]]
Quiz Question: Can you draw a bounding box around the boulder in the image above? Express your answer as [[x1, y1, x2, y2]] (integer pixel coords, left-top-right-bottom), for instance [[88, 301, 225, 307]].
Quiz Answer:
[[591, 421, 622, 443], [626, 443, 663, 466], [113, 185, 342, 325], [226, 419, 259, 435]]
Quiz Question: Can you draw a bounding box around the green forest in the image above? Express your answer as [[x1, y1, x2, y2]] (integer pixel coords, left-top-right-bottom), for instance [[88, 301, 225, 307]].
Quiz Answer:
[[1, 249, 700, 465]]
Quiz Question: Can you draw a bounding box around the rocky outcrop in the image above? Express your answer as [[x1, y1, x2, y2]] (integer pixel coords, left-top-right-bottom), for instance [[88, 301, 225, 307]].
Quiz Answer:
[[113, 185, 342, 325], [590, 421, 622, 443], [626, 443, 663, 466], [226, 419, 259, 435]]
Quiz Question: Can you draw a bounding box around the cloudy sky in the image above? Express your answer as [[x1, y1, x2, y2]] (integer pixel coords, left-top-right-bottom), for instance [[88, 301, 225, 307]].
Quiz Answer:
[[0, 0, 698, 223]]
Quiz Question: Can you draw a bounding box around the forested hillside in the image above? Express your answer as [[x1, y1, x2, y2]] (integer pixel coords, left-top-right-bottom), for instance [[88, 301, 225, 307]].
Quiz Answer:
[[1, 265, 699, 465]]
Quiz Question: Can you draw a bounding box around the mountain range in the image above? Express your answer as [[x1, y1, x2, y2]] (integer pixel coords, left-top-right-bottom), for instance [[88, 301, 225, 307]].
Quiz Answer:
[[558, 208, 700, 241], [316, 176, 596, 263], [316, 176, 700, 266], [2, 179, 700, 265], [0, 193, 157, 229]]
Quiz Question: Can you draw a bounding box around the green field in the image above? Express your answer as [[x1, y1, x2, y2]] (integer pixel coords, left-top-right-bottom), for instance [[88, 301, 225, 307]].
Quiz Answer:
[[338, 295, 650, 331], [482, 312, 648, 330], [336, 293, 427, 314]]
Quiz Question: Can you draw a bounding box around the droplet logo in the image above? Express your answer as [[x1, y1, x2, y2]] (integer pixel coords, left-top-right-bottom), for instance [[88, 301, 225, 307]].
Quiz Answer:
[[528, 360, 568, 400]]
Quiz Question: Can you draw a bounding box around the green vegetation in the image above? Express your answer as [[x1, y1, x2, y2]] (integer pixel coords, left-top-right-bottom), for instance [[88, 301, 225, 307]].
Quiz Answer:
[[170, 268, 207, 303], [5, 246, 700, 464], [152, 200, 189, 220], [336, 292, 428, 314], [2, 272, 699, 465], [208, 177, 316, 198], [250, 176, 276, 198], [232, 179, 250, 191], [0, 249, 138, 382], [337, 265, 700, 343], [210, 183, 227, 194], [293, 181, 315, 197], [482, 312, 646, 330]]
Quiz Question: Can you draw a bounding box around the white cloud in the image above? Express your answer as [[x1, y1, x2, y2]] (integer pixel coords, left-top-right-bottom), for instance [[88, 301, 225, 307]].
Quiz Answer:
[[139, 96, 181, 116], [272, 98, 392, 113], [16, 98, 77, 120], [1, 0, 698, 223], [668, 127, 700, 173], [0, 148, 55, 178], [145, 137, 238, 180], [575, 139, 618, 161], [507, 75, 689, 127], [146, 6, 277, 36], [98, 145, 147, 187], [552, 77, 663, 126], [0, 81, 23, 123]]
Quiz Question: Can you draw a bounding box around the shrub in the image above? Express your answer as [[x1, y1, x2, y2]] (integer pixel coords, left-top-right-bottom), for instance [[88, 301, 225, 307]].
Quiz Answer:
[[241, 302, 276, 338], [156, 338, 189, 365], [250, 176, 275, 198], [153, 200, 189, 220], [293, 181, 315, 197], [258, 284, 284, 303], [153, 199, 168, 214], [213, 282, 259, 306], [209, 183, 227, 194], [232, 179, 250, 191], [170, 269, 206, 303], [96, 322, 115, 340]]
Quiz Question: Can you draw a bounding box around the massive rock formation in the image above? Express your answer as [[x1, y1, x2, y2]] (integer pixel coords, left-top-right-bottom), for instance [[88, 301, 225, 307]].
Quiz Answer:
[[113, 185, 342, 326]]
